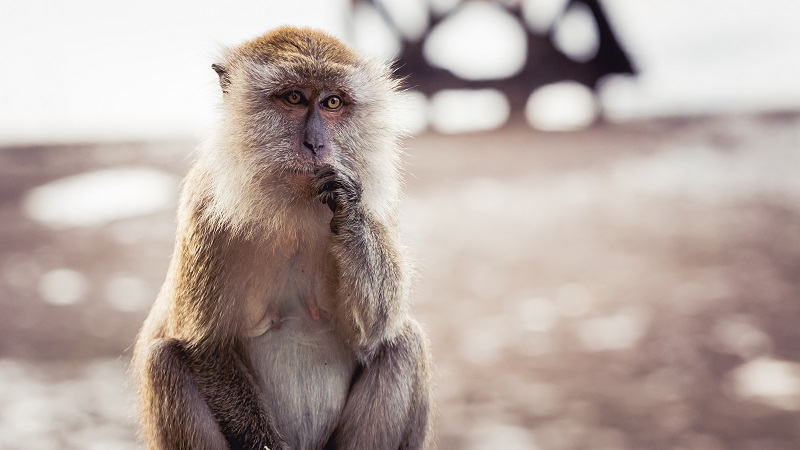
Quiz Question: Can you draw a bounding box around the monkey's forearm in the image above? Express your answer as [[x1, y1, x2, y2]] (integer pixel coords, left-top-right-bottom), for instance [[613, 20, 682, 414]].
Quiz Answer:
[[313, 164, 410, 356], [331, 208, 410, 360]]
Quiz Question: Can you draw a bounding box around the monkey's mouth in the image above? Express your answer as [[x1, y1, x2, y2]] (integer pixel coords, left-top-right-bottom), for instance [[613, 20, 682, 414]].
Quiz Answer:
[[291, 149, 332, 174], [277, 144, 333, 181], [280, 150, 314, 175], [283, 160, 321, 179]]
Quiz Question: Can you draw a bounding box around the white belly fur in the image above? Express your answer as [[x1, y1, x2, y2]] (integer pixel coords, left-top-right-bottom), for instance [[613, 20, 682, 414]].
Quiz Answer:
[[250, 305, 357, 450]]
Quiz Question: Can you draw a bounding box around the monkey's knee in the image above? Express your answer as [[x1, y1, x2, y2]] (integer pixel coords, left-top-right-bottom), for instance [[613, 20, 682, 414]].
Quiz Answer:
[[384, 319, 432, 382], [390, 320, 434, 448], [141, 340, 194, 440], [141, 339, 227, 450], [336, 320, 433, 449]]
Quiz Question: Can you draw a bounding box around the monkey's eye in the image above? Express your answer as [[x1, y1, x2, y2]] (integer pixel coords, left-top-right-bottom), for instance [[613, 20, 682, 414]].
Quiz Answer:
[[283, 91, 306, 105], [322, 95, 342, 110]]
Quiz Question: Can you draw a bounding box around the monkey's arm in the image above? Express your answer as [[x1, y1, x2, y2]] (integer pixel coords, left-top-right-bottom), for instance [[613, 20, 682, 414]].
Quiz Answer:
[[315, 165, 434, 449], [139, 337, 287, 450], [314, 165, 411, 360], [137, 212, 289, 450]]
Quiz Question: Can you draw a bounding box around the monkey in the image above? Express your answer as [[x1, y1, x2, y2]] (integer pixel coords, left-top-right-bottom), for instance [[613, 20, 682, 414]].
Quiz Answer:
[[131, 26, 434, 450]]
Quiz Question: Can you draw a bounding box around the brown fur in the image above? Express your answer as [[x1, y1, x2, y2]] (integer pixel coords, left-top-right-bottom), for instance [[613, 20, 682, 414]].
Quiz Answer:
[[238, 27, 357, 68], [132, 27, 433, 450]]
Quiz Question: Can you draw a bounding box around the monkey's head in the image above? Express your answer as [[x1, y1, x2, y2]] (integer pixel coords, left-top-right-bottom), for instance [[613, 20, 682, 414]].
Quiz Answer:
[[208, 27, 403, 222]]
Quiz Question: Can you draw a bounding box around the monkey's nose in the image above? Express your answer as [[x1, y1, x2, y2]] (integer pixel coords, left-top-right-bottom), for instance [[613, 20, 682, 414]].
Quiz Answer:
[[303, 141, 324, 154]]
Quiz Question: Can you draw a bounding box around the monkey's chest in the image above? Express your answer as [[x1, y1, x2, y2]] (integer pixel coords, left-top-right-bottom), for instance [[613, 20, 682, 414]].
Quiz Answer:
[[243, 246, 356, 448]]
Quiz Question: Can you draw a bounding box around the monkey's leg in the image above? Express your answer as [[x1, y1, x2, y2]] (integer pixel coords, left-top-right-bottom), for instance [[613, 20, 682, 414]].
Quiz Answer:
[[143, 339, 288, 450], [330, 320, 434, 450], [142, 338, 229, 450]]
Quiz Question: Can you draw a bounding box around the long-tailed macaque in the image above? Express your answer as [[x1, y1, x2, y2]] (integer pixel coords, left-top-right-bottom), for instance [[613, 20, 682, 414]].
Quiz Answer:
[[132, 26, 433, 450]]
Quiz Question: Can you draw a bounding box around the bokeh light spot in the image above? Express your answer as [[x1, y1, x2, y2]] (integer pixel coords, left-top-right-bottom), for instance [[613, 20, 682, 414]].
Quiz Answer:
[[520, 298, 559, 332], [23, 167, 179, 229], [575, 307, 649, 351], [352, 1, 401, 60], [105, 274, 151, 312], [468, 422, 539, 450], [424, 2, 527, 80], [730, 358, 800, 410], [430, 89, 510, 133], [526, 82, 597, 131], [38, 269, 88, 305], [553, 1, 600, 62]]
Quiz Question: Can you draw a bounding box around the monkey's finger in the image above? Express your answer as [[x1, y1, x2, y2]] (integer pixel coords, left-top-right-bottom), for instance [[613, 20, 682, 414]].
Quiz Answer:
[[317, 189, 332, 202], [314, 178, 343, 199], [317, 191, 338, 213], [322, 181, 340, 192], [313, 164, 337, 179], [326, 198, 337, 213]]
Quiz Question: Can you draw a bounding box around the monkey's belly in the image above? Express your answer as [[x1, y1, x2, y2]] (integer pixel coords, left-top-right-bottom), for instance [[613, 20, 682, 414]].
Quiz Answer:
[[250, 315, 357, 450]]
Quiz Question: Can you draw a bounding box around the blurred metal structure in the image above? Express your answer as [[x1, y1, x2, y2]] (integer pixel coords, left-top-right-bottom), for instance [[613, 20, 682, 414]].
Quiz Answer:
[[355, 0, 636, 122]]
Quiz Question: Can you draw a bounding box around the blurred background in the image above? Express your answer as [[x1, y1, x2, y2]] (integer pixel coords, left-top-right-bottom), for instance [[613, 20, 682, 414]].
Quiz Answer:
[[1, 0, 800, 448]]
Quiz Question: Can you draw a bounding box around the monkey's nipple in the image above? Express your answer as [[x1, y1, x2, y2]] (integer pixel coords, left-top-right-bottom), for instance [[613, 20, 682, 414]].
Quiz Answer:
[[271, 312, 282, 331], [247, 310, 281, 337], [308, 298, 321, 321]]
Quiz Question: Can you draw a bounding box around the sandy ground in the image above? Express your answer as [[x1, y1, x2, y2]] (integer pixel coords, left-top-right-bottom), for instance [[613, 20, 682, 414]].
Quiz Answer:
[[1, 115, 799, 449]]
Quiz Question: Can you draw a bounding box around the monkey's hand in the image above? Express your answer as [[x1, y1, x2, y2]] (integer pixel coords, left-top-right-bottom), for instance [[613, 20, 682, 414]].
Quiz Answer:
[[313, 164, 362, 235]]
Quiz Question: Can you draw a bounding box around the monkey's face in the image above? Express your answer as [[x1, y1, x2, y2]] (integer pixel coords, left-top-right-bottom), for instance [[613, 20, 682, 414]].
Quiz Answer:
[[211, 27, 404, 216], [222, 75, 354, 181], [262, 86, 353, 173]]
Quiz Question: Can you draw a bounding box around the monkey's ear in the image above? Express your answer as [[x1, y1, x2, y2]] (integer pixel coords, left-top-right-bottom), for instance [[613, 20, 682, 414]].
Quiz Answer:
[[211, 63, 230, 94]]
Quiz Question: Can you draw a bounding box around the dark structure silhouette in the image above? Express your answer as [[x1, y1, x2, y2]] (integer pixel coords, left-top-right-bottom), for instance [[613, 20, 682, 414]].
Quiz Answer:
[[354, 0, 636, 123]]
